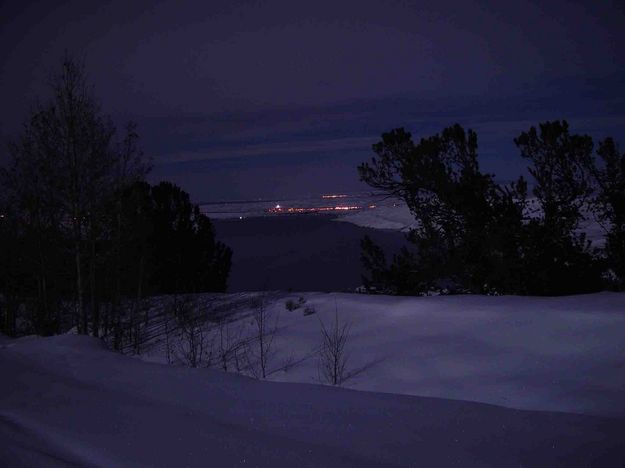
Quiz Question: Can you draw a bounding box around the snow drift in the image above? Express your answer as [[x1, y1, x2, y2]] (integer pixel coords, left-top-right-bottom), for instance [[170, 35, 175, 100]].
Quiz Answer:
[[142, 291, 625, 418], [2, 291, 625, 466]]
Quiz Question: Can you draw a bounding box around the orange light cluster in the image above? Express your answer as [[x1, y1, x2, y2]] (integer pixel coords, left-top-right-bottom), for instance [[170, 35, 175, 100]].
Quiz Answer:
[[321, 194, 348, 199], [267, 205, 361, 214]]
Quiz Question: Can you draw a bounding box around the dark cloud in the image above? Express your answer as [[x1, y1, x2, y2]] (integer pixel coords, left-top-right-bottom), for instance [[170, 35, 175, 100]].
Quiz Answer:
[[1, 0, 624, 200]]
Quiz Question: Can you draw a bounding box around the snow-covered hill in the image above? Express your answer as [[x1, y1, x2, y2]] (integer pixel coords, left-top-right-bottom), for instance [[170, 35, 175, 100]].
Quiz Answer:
[[137, 292, 625, 419], [2, 331, 625, 467]]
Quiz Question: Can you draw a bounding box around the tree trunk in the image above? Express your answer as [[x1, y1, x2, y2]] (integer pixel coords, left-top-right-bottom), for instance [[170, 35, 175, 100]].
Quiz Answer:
[[4, 294, 17, 337], [35, 216, 51, 335], [113, 197, 123, 350], [74, 220, 85, 334], [89, 215, 99, 337], [133, 252, 146, 353]]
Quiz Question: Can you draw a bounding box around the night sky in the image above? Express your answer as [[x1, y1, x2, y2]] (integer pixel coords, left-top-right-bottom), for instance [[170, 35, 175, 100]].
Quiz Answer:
[[1, 0, 624, 202]]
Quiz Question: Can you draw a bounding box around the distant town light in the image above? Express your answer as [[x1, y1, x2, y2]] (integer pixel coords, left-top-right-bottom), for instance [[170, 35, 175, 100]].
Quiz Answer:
[[266, 204, 361, 214]]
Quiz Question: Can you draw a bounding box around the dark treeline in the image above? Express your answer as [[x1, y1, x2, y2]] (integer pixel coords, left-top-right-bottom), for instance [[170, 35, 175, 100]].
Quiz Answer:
[[0, 56, 231, 340], [359, 122, 625, 296]]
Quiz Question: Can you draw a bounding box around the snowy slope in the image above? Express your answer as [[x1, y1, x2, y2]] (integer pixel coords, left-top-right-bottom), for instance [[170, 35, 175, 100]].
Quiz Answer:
[[138, 292, 625, 419], [2, 334, 625, 467], [335, 203, 417, 232]]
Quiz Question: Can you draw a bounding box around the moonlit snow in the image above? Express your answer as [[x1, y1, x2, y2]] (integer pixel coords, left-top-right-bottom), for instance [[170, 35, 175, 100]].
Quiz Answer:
[[2, 292, 625, 466]]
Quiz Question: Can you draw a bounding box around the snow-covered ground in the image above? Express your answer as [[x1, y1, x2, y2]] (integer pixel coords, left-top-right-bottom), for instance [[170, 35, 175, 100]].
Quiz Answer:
[[335, 203, 416, 232], [3, 292, 625, 466], [137, 292, 625, 419], [2, 325, 625, 467]]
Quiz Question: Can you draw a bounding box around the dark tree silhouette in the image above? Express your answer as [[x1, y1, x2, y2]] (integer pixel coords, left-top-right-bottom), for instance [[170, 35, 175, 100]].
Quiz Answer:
[[2, 55, 119, 334], [0, 55, 229, 339], [358, 120, 612, 296], [358, 124, 526, 295], [1, 103, 73, 335], [107, 180, 232, 298], [514, 120, 602, 295], [148, 181, 232, 294], [593, 137, 625, 288]]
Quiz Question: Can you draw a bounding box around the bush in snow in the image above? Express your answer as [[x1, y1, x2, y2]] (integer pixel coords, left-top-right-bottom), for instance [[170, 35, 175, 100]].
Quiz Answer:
[[285, 296, 306, 311]]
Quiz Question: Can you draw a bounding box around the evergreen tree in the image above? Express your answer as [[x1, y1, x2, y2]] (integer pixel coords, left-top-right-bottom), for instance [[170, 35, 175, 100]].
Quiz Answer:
[[132, 181, 233, 295], [514, 120, 602, 295], [358, 124, 525, 295], [593, 137, 625, 288]]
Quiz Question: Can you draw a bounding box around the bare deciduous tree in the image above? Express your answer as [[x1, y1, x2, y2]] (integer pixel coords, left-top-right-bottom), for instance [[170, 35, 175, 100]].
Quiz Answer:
[[318, 307, 351, 386], [109, 122, 150, 343], [216, 317, 246, 372], [172, 295, 213, 368], [50, 55, 117, 334], [245, 293, 278, 379], [5, 54, 133, 335]]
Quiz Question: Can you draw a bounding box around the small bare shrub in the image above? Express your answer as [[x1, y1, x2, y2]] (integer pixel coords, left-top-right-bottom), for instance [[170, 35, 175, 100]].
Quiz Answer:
[[245, 293, 279, 379], [171, 295, 213, 368], [318, 309, 350, 385], [216, 317, 245, 372]]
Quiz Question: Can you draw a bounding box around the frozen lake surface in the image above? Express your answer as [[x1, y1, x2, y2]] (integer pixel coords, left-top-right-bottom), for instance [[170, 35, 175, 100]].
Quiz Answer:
[[214, 214, 408, 292]]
